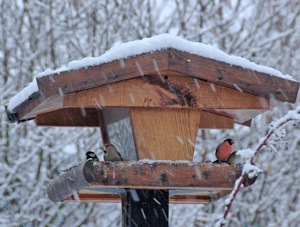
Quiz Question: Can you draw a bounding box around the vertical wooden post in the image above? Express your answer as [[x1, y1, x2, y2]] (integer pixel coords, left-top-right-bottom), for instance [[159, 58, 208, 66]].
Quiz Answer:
[[97, 110, 109, 144], [121, 189, 169, 227], [130, 108, 201, 160]]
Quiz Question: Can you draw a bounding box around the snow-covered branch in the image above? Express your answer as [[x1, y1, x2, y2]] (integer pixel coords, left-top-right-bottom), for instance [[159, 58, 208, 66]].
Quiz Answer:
[[218, 106, 300, 226]]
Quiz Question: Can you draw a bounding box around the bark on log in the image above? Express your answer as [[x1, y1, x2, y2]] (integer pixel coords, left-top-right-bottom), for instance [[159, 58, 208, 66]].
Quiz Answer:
[[47, 163, 90, 202], [47, 161, 245, 202]]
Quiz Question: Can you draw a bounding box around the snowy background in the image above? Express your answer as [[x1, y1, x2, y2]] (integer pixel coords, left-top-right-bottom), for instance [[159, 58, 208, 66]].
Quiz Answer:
[[1, 1, 300, 226]]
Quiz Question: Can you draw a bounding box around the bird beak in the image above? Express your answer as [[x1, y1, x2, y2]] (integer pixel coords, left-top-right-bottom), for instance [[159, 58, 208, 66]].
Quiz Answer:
[[99, 145, 107, 154]]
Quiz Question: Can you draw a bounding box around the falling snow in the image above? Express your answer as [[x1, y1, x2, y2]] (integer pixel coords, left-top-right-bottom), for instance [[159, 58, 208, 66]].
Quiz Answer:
[[7, 34, 295, 112], [2, 1, 300, 227]]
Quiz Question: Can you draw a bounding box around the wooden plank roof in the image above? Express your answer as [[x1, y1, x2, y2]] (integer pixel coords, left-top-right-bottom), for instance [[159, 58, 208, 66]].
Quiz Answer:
[[6, 48, 299, 125]]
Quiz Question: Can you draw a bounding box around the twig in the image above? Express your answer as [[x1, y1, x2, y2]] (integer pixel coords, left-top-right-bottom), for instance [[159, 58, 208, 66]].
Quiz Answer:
[[265, 143, 279, 156]]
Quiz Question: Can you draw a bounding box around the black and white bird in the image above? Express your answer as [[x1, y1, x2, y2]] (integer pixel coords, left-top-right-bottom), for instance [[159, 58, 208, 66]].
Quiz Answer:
[[85, 151, 100, 162], [61, 151, 99, 172], [100, 143, 123, 161]]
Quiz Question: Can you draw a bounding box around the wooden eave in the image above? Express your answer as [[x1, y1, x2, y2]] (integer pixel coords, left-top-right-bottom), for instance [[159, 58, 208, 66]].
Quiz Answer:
[[64, 189, 231, 204], [6, 48, 299, 124]]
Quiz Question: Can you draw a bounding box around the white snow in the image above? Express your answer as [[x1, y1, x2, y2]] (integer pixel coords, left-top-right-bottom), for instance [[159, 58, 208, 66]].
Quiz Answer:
[[63, 144, 77, 155], [129, 189, 140, 202], [7, 34, 295, 112], [38, 34, 293, 80], [269, 105, 300, 130], [236, 148, 256, 161], [134, 159, 191, 164], [7, 79, 39, 112], [242, 161, 262, 177]]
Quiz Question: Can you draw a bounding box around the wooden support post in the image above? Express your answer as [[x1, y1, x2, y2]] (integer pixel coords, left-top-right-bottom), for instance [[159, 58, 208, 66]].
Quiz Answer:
[[121, 189, 169, 227], [130, 108, 201, 160], [97, 110, 109, 144]]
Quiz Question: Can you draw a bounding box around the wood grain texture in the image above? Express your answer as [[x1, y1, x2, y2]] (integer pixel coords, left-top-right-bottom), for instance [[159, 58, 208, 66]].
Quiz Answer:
[[47, 163, 88, 202], [169, 49, 299, 103], [101, 108, 130, 125], [36, 108, 99, 127], [65, 191, 121, 203], [130, 108, 201, 160], [10, 48, 298, 123], [36, 48, 298, 103], [65, 190, 230, 204], [8, 91, 42, 121], [48, 161, 243, 204], [64, 74, 271, 110], [169, 190, 231, 204], [37, 51, 169, 97], [97, 110, 109, 144], [34, 107, 250, 128], [199, 111, 234, 129], [84, 161, 242, 190]]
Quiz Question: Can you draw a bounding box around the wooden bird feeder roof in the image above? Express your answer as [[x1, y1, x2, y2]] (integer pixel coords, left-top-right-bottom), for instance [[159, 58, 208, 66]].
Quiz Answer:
[[6, 35, 299, 207], [6, 35, 299, 125]]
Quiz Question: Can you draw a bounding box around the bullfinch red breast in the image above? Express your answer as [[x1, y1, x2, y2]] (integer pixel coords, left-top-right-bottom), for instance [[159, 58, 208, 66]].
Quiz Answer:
[[215, 138, 234, 161]]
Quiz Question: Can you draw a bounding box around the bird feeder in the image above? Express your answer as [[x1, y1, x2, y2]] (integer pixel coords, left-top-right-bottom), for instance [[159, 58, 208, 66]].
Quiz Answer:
[[6, 35, 299, 227]]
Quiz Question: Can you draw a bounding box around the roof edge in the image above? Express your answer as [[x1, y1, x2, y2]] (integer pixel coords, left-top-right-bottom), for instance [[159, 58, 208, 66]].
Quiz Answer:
[[6, 91, 41, 123]]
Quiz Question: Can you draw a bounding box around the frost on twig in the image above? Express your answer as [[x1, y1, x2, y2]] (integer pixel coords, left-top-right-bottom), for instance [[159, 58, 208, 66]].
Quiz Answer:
[[217, 107, 300, 227]]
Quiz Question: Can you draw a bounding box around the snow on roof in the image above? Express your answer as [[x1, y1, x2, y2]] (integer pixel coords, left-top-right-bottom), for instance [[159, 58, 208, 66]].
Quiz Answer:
[[7, 33, 294, 112], [8, 79, 39, 112]]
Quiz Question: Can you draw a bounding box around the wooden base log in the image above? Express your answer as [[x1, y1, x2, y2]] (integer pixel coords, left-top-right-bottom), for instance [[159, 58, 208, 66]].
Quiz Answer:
[[83, 161, 242, 190], [121, 189, 169, 227], [47, 161, 244, 203], [47, 163, 90, 202]]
